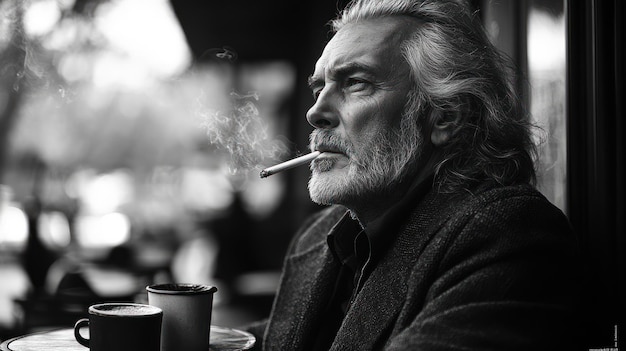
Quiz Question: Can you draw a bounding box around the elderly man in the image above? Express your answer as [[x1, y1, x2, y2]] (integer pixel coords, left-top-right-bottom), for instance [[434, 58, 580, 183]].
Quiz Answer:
[[247, 0, 581, 350]]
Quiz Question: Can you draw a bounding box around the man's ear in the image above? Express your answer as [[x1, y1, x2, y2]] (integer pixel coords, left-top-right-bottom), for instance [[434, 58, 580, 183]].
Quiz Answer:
[[430, 109, 464, 147]]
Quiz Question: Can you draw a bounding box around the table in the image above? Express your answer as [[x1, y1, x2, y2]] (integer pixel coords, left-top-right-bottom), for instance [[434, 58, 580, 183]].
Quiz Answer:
[[1, 325, 255, 351]]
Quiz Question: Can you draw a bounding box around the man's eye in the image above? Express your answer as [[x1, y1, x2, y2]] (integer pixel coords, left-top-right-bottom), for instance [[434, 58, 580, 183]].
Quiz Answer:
[[344, 78, 369, 91], [312, 88, 322, 100]]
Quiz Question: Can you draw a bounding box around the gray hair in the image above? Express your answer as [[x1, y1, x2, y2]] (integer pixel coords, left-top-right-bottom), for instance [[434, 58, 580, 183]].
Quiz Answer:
[[332, 0, 537, 192]]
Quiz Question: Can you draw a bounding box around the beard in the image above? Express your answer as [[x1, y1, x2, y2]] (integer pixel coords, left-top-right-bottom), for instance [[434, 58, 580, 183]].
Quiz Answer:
[[307, 109, 423, 207]]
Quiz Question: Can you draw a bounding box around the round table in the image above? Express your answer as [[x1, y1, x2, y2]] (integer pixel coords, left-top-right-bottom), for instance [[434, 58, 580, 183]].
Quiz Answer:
[[1, 325, 255, 351]]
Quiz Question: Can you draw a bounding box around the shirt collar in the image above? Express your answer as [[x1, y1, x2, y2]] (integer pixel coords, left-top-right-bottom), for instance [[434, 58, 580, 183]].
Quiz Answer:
[[326, 212, 363, 270], [327, 173, 434, 267]]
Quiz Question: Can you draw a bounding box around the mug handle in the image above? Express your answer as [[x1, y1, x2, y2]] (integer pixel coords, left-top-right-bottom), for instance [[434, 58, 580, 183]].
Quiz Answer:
[[74, 318, 90, 348]]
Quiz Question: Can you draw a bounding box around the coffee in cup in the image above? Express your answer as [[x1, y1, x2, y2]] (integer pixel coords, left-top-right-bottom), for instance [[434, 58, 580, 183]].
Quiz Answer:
[[74, 303, 162, 351]]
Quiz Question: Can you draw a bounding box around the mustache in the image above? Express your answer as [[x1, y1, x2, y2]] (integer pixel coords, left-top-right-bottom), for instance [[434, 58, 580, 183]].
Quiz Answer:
[[309, 130, 353, 156]]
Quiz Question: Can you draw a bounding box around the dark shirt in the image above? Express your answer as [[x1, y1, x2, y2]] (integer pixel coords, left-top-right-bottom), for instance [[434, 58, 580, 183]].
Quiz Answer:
[[311, 175, 434, 350]]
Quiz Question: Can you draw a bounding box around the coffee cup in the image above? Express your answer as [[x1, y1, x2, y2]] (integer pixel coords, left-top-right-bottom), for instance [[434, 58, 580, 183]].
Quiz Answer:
[[74, 303, 162, 351], [146, 283, 217, 351]]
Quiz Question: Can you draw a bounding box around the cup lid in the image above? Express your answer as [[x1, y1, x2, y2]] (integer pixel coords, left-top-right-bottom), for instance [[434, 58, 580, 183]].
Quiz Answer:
[[146, 283, 218, 295]]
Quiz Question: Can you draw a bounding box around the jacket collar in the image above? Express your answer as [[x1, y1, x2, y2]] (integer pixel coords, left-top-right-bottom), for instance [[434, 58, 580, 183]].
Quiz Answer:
[[330, 188, 455, 350], [263, 206, 345, 351], [264, 188, 460, 350]]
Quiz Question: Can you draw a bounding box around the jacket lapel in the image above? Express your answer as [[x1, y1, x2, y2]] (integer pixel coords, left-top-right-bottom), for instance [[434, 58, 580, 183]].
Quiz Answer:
[[264, 191, 460, 350], [330, 190, 457, 350], [263, 208, 346, 351]]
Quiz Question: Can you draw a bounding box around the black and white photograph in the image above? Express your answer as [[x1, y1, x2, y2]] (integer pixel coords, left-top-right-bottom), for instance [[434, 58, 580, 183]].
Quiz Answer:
[[0, 0, 623, 350]]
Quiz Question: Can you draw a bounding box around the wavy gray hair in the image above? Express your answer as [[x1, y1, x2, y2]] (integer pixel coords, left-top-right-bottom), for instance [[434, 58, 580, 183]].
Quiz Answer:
[[332, 0, 537, 192]]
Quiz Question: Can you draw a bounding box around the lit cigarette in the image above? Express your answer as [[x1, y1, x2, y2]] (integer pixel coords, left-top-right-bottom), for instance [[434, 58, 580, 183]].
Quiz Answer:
[[260, 151, 322, 178]]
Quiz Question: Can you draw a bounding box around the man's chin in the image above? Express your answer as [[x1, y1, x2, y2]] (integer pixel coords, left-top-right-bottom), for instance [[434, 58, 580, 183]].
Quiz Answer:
[[308, 171, 349, 205]]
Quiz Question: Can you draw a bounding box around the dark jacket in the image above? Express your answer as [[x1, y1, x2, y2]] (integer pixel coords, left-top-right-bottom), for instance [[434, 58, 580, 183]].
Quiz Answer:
[[248, 183, 582, 350]]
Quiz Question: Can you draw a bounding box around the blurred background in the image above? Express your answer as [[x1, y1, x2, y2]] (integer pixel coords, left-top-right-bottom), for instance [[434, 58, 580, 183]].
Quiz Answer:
[[0, 0, 623, 349]]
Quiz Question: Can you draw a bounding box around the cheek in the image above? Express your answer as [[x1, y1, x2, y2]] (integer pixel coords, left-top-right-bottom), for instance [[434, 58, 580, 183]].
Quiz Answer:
[[342, 101, 388, 135], [341, 93, 407, 147], [380, 95, 409, 127]]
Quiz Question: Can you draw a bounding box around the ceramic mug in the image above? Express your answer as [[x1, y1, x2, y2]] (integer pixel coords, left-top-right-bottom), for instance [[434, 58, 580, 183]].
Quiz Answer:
[[74, 303, 162, 351], [146, 283, 217, 351]]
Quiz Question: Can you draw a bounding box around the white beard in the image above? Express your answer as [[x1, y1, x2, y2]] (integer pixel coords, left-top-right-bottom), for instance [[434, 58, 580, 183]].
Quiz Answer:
[[308, 160, 358, 205], [308, 114, 423, 207]]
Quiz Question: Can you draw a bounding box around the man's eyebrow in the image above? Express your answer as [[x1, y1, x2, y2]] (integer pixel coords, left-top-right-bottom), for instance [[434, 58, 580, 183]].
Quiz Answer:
[[308, 62, 375, 89], [332, 62, 374, 77], [307, 75, 321, 90]]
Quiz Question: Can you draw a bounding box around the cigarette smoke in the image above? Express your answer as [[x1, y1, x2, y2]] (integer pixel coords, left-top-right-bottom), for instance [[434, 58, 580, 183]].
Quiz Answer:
[[195, 87, 288, 177], [192, 47, 290, 177]]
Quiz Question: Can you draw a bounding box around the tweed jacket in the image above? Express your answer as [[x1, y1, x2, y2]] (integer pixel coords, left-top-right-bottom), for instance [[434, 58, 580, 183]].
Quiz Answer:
[[247, 183, 582, 350]]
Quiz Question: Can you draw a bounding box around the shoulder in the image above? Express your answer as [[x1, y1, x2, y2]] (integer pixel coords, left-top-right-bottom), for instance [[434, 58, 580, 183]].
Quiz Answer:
[[458, 183, 571, 232], [428, 183, 570, 230], [454, 183, 558, 209], [390, 185, 581, 351], [431, 183, 577, 268], [405, 183, 577, 273], [405, 183, 571, 241]]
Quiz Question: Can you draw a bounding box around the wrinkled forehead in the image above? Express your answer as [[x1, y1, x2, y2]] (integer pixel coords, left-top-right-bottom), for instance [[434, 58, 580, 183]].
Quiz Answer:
[[314, 16, 419, 76]]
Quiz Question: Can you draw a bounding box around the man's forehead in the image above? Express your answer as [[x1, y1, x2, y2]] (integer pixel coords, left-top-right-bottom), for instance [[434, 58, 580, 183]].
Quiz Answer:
[[313, 48, 381, 78], [312, 16, 417, 78]]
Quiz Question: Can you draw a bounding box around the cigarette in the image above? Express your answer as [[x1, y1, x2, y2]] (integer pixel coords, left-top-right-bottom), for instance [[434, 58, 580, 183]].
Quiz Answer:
[[260, 151, 322, 178]]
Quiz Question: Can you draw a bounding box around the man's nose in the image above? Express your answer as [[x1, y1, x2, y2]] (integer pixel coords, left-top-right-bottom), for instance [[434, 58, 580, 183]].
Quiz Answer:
[[306, 90, 339, 129]]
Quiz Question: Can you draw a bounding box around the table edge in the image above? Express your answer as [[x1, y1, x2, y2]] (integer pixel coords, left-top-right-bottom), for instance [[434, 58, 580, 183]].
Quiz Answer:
[[1, 326, 256, 351]]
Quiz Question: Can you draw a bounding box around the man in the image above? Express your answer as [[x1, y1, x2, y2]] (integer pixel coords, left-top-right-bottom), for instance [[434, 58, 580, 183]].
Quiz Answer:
[[246, 0, 581, 350]]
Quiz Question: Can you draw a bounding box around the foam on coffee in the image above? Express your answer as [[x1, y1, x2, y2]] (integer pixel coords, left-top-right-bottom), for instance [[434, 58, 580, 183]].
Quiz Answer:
[[90, 303, 162, 317]]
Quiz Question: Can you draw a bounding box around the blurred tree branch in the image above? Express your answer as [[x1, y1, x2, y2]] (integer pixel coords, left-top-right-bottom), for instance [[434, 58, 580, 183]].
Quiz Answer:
[[0, 0, 27, 184]]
